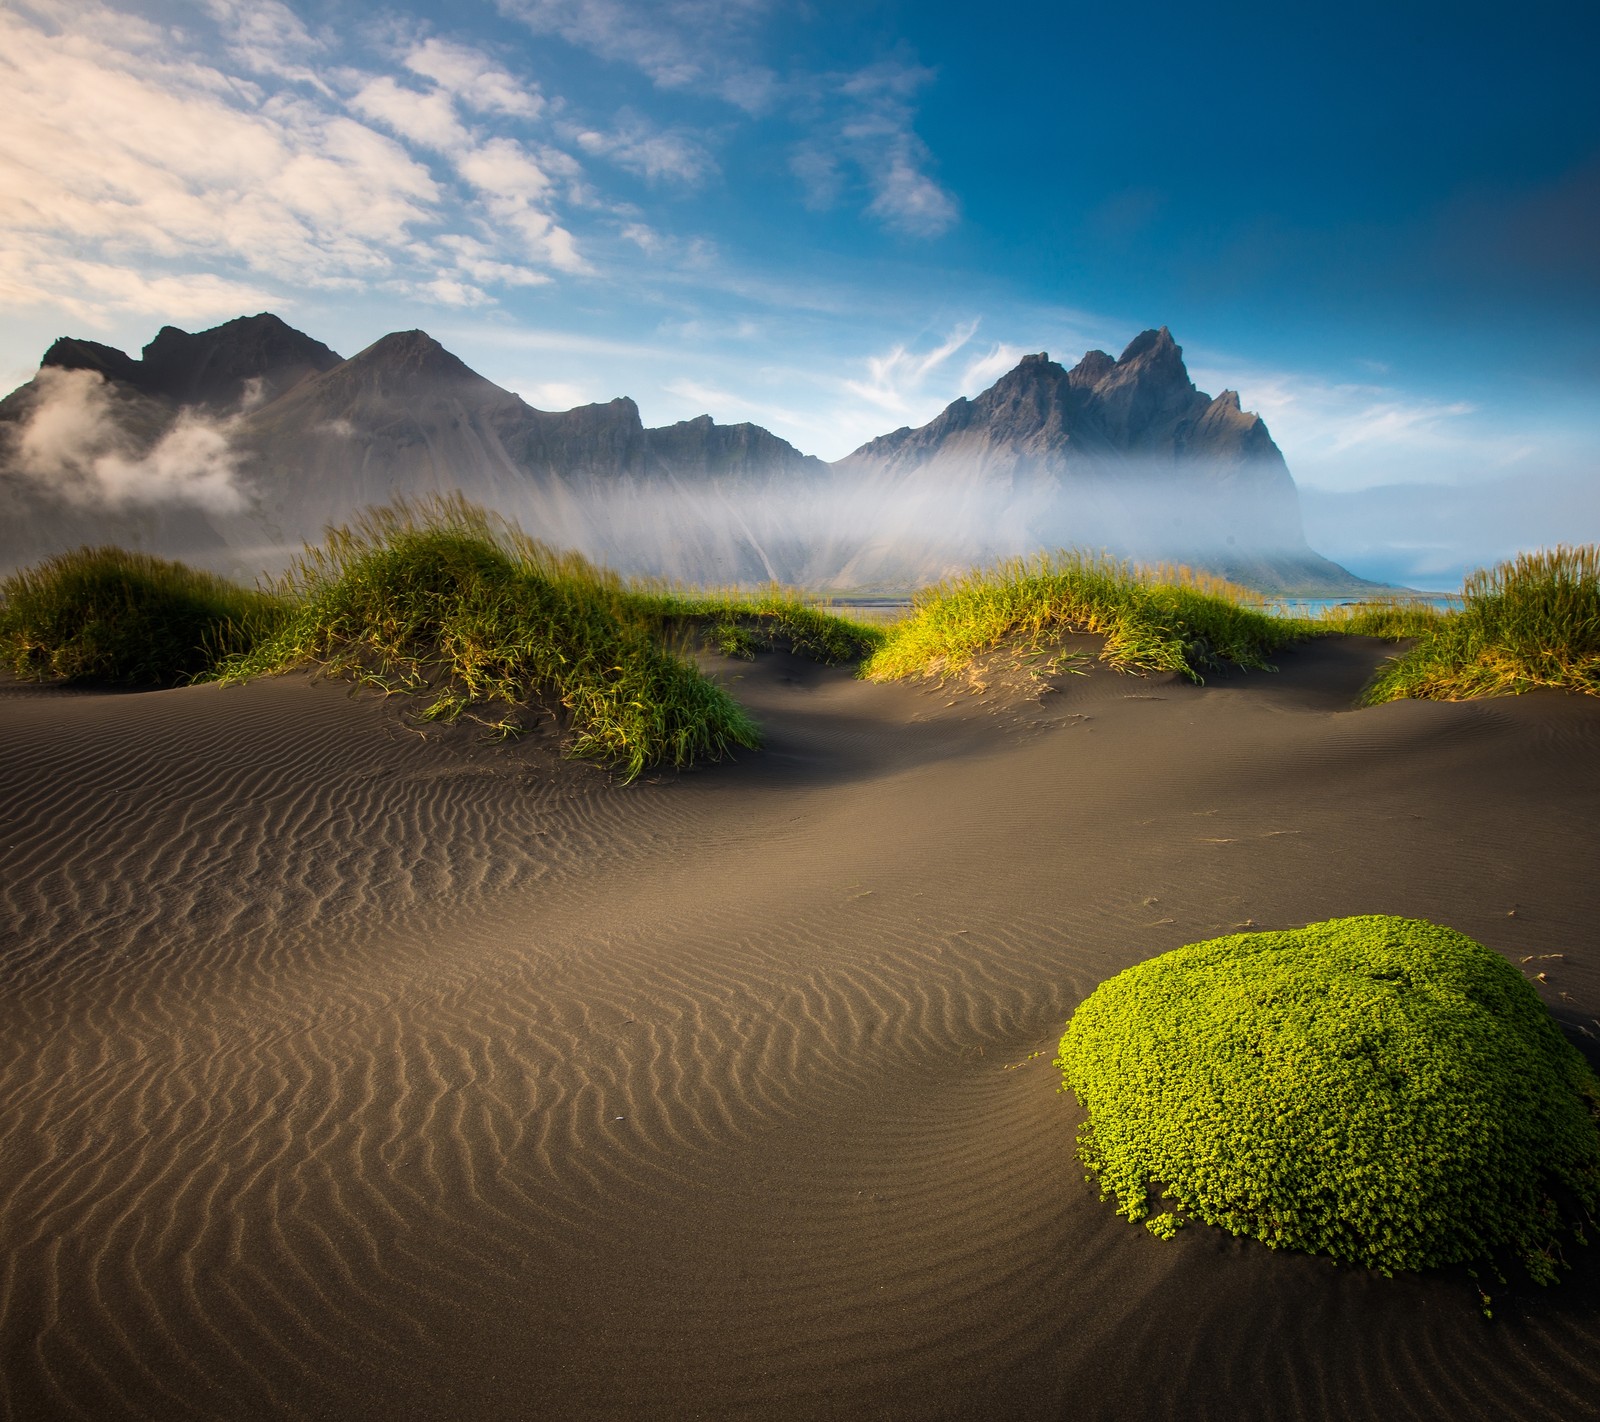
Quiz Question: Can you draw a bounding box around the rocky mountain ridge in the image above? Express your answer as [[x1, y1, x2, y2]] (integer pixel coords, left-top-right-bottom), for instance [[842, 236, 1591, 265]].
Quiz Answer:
[[0, 313, 1377, 593]]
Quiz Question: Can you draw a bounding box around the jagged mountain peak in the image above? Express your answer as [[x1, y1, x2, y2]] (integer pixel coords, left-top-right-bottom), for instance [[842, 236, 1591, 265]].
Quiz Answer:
[[840, 325, 1282, 472], [138, 312, 342, 408], [1117, 325, 1179, 362], [37, 312, 340, 410], [40, 336, 144, 386], [346, 329, 481, 382]]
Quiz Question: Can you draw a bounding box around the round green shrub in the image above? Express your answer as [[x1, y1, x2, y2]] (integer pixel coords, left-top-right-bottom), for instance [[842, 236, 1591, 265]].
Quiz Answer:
[[1056, 915, 1600, 1281]]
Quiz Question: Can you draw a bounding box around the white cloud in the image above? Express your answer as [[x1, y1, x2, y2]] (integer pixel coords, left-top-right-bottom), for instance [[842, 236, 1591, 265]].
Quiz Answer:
[[792, 59, 957, 238], [1190, 358, 1491, 489], [7, 366, 250, 512], [0, 7, 440, 286], [789, 145, 842, 210], [435, 234, 552, 287], [574, 118, 716, 186], [0, 247, 276, 326], [959, 342, 1030, 393], [351, 75, 472, 151], [419, 276, 492, 307], [619, 221, 665, 253], [456, 138, 588, 271], [865, 153, 958, 237], [456, 135, 554, 199], [0, 2, 593, 317], [203, 0, 328, 89], [404, 37, 543, 119], [501, 0, 956, 235], [845, 320, 978, 414]]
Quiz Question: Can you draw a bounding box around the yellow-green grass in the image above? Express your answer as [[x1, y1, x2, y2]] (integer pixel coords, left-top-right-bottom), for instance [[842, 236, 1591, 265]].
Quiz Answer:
[[0, 545, 285, 686], [860, 552, 1295, 684], [1057, 916, 1600, 1292], [216, 497, 764, 780], [1356, 546, 1600, 703], [629, 583, 886, 664]]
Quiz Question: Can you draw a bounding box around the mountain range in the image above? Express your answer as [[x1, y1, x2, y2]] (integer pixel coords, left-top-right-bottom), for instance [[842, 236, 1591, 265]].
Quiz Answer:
[[0, 312, 1377, 593]]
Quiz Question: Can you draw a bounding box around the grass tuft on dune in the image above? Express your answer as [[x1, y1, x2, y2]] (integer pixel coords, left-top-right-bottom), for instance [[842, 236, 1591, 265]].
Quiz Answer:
[[860, 552, 1294, 684], [632, 585, 885, 665], [1355, 546, 1600, 703], [1058, 915, 1600, 1290], [216, 496, 763, 780], [0, 545, 285, 686]]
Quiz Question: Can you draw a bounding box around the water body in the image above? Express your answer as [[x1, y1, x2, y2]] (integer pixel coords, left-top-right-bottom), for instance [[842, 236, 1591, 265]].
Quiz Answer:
[[823, 595, 1468, 627], [1265, 595, 1465, 618]]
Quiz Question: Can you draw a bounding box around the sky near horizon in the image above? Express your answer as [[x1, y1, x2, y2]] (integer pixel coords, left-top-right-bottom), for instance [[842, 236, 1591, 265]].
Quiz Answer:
[[1, 0, 1596, 588]]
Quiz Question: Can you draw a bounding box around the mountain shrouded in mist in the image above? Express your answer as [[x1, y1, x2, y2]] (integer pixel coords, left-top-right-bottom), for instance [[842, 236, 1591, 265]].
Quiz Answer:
[[0, 314, 1377, 592]]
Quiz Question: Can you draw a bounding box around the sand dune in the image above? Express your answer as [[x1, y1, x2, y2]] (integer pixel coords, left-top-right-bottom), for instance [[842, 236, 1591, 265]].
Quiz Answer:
[[2, 639, 1598, 1420]]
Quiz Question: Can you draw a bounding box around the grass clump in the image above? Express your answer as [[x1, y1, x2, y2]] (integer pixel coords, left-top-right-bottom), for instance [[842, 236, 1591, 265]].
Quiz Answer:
[[860, 552, 1293, 685], [0, 546, 284, 686], [1057, 915, 1600, 1283], [1303, 598, 1451, 640], [630, 585, 885, 665], [217, 497, 759, 780], [1360, 546, 1600, 703]]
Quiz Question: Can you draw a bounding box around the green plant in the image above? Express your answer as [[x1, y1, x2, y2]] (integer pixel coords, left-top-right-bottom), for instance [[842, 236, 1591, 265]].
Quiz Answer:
[[1360, 546, 1600, 703], [0, 545, 284, 686], [859, 552, 1293, 685], [629, 584, 885, 665], [216, 496, 760, 781], [1056, 915, 1600, 1282]]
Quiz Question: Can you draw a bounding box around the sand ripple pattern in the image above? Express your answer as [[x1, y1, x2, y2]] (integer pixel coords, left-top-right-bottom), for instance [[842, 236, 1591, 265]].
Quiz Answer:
[[2, 656, 1599, 1420]]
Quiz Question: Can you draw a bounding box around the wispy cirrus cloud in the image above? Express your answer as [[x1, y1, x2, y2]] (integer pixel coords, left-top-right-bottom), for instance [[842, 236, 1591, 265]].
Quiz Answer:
[[497, 0, 778, 109], [844, 320, 979, 414], [1190, 358, 1490, 488], [500, 0, 957, 237], [572, 115, 718, 186], [802, 58, 958, 238]]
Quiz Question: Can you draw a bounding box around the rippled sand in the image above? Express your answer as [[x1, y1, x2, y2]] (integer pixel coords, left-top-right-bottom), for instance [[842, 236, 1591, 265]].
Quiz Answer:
[[3, 639, 1598, 1420]]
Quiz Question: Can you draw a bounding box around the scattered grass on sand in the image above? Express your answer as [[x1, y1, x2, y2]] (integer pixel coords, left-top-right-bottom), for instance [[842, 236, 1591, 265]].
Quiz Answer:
[[1057, 916, 1600, 1299], [860, 552, 1295, 685], [10, 524, 1599, 758], [0, 499, 878, 779], [1348, 546, 1600, 704], [0, 545, 285, 686]]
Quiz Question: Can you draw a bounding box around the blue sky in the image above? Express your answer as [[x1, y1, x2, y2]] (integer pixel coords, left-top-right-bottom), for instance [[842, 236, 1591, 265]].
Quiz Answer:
[[1, 0, 1595, 587]]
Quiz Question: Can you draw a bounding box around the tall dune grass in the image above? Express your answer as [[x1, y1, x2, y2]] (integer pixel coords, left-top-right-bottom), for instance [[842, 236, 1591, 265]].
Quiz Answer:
[[217, 497, 761, 780], [0, 546, 284, 686], [861, 552, 1295, 684], [1359, 546, 1600, 703]]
